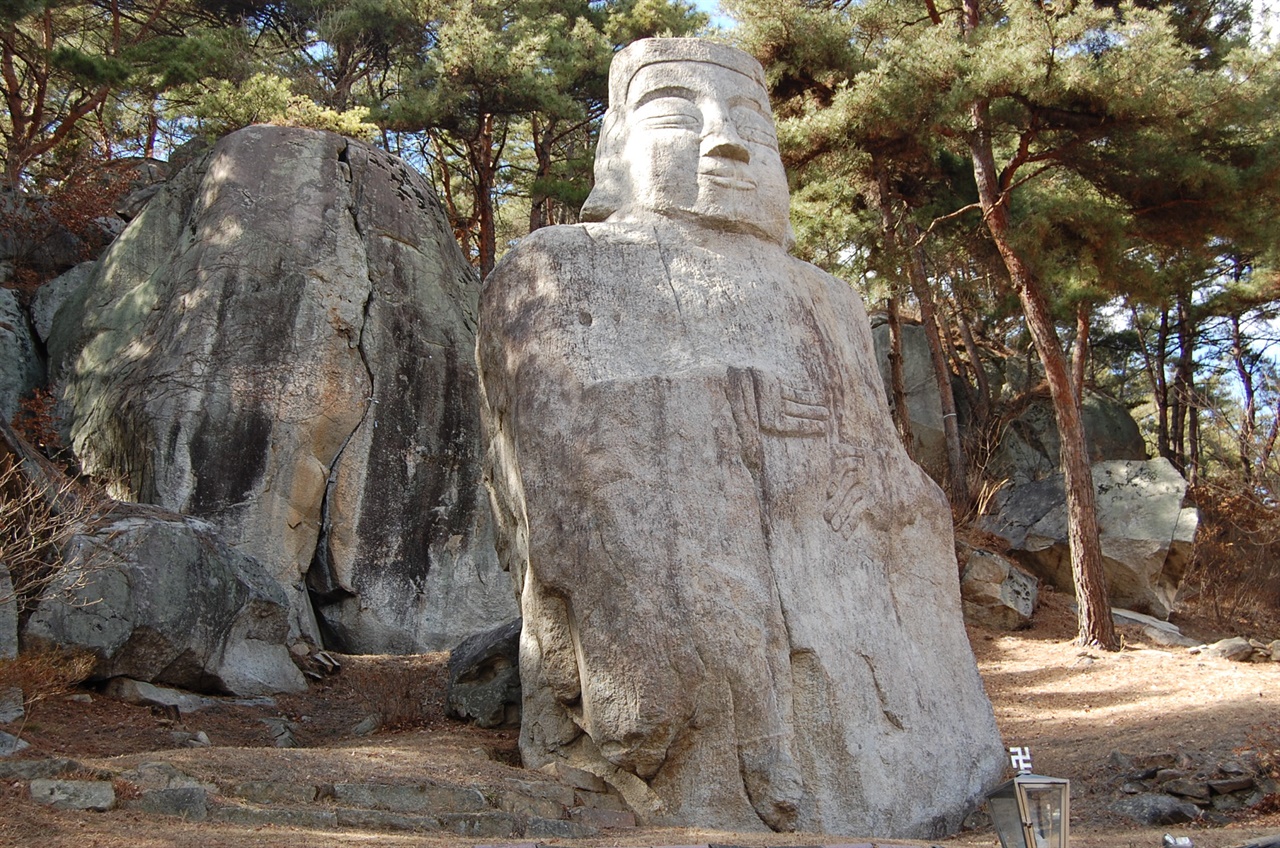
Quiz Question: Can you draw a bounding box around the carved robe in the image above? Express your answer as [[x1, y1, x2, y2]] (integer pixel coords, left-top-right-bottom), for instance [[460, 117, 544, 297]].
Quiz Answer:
[[479, 220, 1003, 836]]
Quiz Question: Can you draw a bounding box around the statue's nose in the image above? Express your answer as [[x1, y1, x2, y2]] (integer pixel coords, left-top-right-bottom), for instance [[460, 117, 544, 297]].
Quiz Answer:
[[702, 114, 750, 163]]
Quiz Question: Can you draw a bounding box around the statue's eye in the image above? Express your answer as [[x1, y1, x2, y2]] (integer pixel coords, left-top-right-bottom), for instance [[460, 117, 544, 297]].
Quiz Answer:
[[635, 97, 701, 131], [732, 108, 778, 149]]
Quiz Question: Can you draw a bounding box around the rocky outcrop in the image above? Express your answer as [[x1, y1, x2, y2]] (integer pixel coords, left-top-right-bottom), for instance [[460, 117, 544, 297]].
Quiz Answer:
[[23, 506, 306, 696], [982, 458, 1197, 618], [960, 548, 1037, 630], [50, 125, 515, 652], [0, 287, 43, 422]]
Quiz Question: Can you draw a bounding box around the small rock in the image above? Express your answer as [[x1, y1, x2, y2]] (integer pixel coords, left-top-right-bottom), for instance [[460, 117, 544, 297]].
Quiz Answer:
[[498, 789, 564, 820], [1163, 779, 1210, 801], [538, 762, 607, 793], [121, 761, 212, 791], [1220, 761, 1248, 776], [959, 550, 1037, 631], [568, 806, 636, 828], [1121, 781, 1148, 794], [332, 782, 488, 814], [1111, 608, 1199, 647], [1203, 637, 1255, 662], [1132, 752, 1187, 771], [1210, 793, 1248, 812], [0, 687, 24, 724], [67, 693, 93, 703], [210, 803, 337, 828], [230, 781, 318, 804], [501, 777, 575, 807], [30, 779, 116, 811], [1109, 751, 1136, 771], [314, 651, 341, 671], [1112, 793, 1201, 825], [524, 817, 599, 838], [575, 788, 631, 812], [289, 642, 311, 658], [136, 787, 208, 820], [0, 730, 29, 756], [1155, 769, 1191, 783], [0, 757, 80, 779], [334, 808, 441, 831], [170, 730, 211, 748], [261, 717, 299, 748], [437, 811, 520, 838], [1268, 640, 1280, 660], [1208, 776, 1255, 794], [351, 713, 382, 736]]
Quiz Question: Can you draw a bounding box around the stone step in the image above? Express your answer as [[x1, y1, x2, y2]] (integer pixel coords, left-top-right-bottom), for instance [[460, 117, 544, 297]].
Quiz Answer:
[[10, 755, 633, 839]]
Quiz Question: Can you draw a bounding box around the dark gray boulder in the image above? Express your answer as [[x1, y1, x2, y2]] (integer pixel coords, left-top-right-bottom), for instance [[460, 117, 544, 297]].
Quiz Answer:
[[1112, 793, 1201, 825], [23, 506, 306, 695], [989, 391, 1146, 485], [52, 125, 515, 652], [447, 618, 521, 728]]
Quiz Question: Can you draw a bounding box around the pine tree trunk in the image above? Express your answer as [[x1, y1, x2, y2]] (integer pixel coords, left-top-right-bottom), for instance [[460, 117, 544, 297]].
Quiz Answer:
[[1072, 303, 1090, 403], [903, 225, 967, 506], [966, 96, 1116, 650], [954, 292, 991, 423], [1232, 314, 1256, 485], [1156, 309, 1173, 463], [886, 293, 914, 452], [474, 114, 498, 279]]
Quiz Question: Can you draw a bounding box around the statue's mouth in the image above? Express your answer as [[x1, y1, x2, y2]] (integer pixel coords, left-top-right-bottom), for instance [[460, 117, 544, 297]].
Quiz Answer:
[[700, 170, 756, 190]]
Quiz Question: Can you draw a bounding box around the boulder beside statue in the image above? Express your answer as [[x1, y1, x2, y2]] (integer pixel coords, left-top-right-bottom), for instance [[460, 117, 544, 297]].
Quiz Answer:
[[479, 38, 1004, 838], [48, 126, 515, 653]]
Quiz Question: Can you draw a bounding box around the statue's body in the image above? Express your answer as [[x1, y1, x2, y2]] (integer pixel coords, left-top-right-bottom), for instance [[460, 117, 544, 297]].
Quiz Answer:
[[478, 39, 1003, 837]]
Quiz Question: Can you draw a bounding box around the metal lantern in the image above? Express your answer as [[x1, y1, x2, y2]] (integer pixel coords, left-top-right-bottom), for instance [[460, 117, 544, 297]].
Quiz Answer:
[[987, 772, 1070, 848]]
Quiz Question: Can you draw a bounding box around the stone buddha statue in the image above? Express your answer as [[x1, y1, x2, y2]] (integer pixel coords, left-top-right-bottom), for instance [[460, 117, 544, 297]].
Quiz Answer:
[[478, 38, 1003, 837]]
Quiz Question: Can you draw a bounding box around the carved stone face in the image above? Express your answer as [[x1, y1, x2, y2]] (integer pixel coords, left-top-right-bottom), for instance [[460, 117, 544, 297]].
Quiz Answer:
[[582, 42, 792, 246]]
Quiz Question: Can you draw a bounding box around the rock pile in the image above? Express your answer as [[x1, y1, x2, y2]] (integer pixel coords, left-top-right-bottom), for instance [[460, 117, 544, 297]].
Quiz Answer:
[[1193, 637, 1280, 663], [1109, 750, 1279, 825]]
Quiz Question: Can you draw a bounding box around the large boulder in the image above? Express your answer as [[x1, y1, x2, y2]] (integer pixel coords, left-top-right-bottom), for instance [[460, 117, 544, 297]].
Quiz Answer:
[[988, 392, 1147, 484], [480, 39, 1002, 839], [982, 458, 1197, 618], [0, 287, 43, 423], [446, 618, 521, 728], [867, 324, 1145, 487], [23, 506, 306, 695], [50, 125, 515, 652]]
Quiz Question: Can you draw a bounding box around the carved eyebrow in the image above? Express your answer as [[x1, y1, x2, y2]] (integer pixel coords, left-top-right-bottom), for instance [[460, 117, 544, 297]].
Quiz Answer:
[[729, 93, 771, 119], [633, 86, 699, 109]]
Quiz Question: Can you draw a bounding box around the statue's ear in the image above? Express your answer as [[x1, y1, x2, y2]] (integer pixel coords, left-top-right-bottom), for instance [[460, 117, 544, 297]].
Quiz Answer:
[[581, 113, 629, 222]]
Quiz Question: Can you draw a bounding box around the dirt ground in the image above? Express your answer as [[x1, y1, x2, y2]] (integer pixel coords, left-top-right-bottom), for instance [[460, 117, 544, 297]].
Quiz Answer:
[[1, 588, 1278, 848]]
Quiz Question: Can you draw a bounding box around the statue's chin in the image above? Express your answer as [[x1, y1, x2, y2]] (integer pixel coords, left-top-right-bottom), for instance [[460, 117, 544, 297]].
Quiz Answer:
[[610, 207, 791, 249]]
